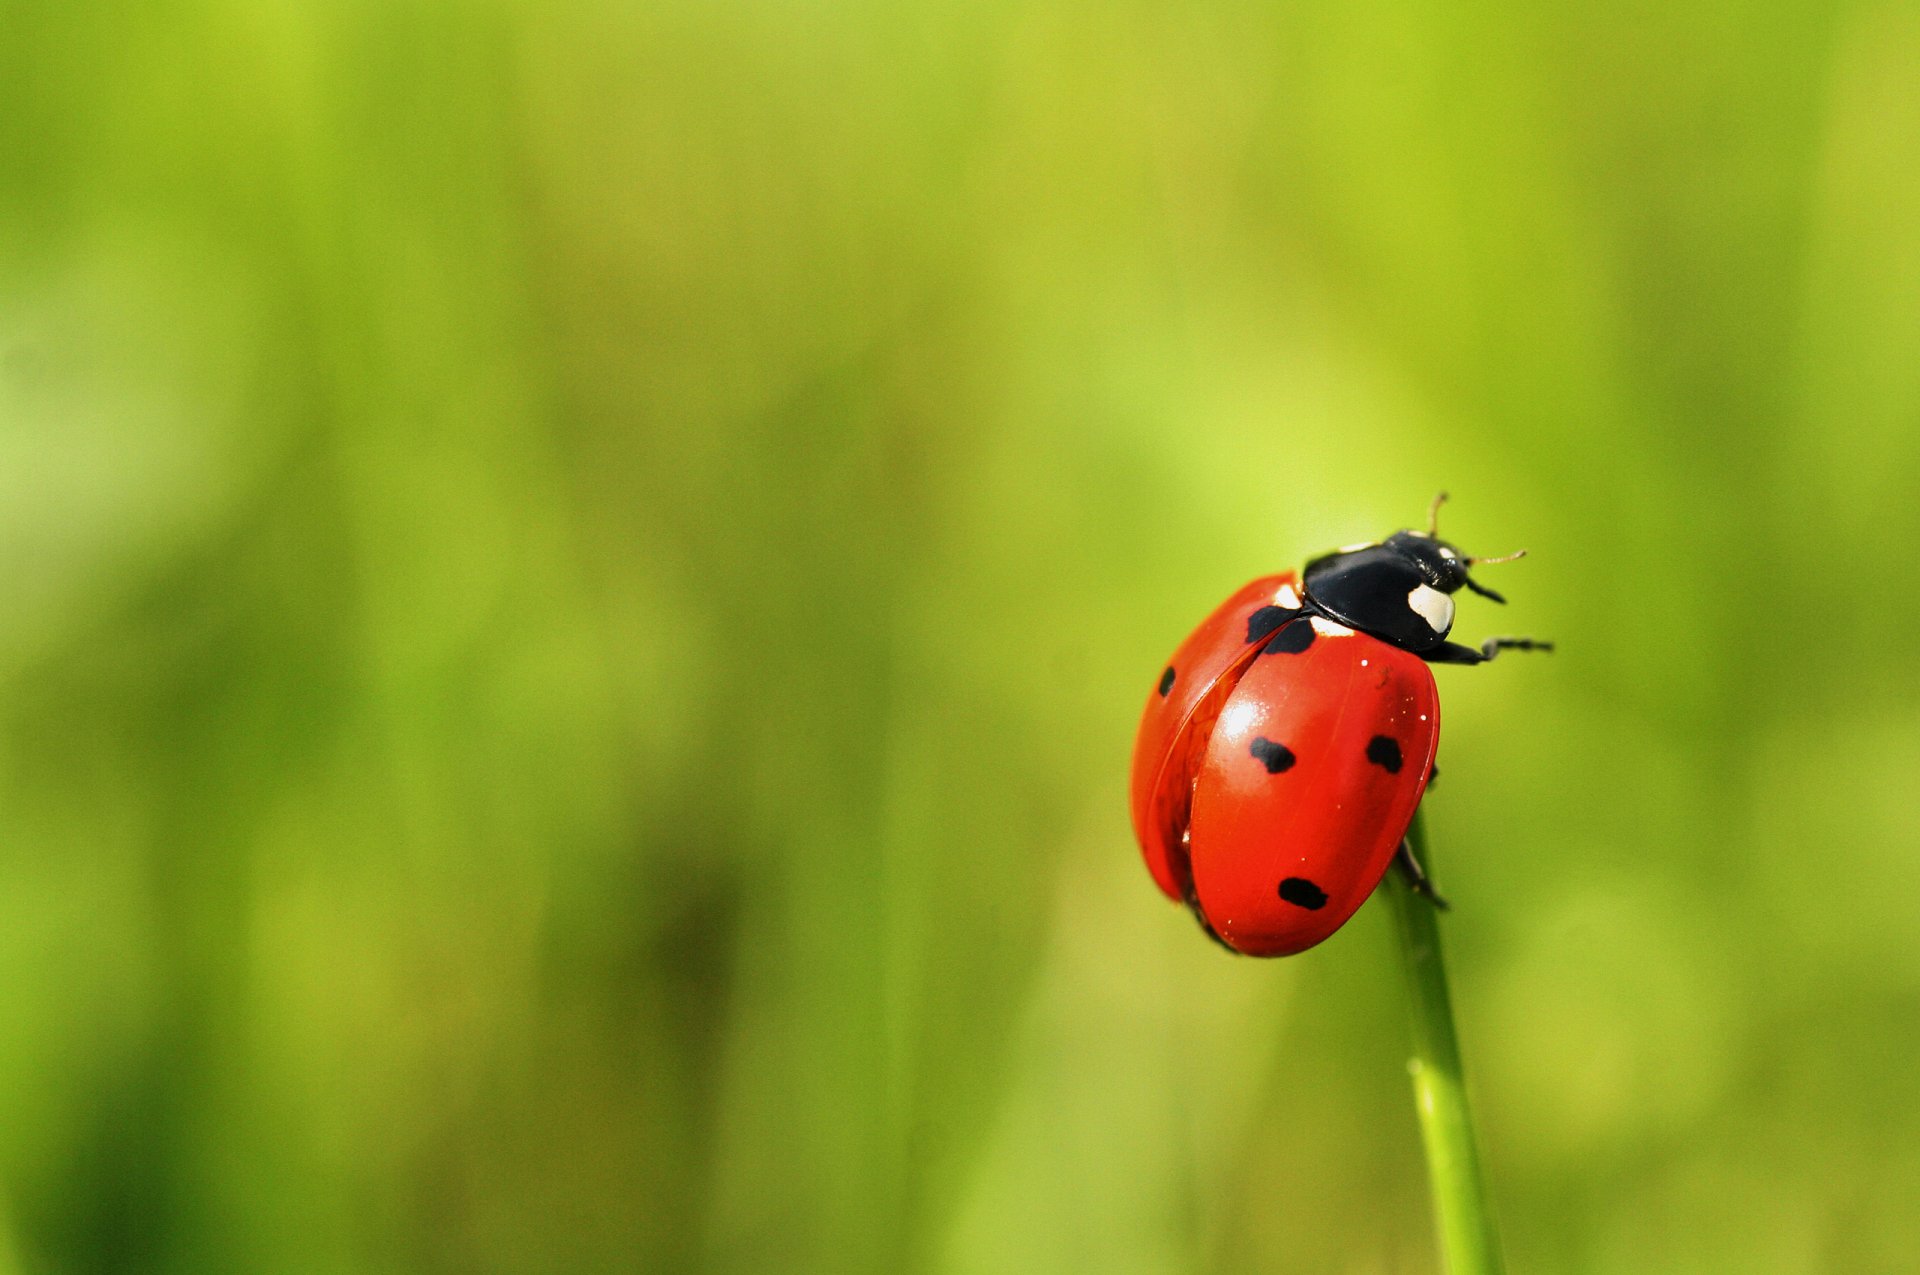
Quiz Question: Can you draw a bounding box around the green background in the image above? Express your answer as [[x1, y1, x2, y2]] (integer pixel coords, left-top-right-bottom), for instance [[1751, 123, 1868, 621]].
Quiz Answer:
[[4, 2, 1918, 1272]]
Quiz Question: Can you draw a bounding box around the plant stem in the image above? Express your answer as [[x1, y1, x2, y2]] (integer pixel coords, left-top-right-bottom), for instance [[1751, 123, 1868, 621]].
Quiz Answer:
[[1383, 807, 1504, 1275]]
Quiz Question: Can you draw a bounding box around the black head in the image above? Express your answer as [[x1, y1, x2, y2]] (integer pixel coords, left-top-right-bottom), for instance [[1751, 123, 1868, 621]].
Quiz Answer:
[[1301, 495, 1523, 652]]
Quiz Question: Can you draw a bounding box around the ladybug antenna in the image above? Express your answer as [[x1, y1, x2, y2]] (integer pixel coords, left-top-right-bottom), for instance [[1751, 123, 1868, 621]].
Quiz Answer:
[[1461, 546, 1526, 605], [1426, 491, 1449, 537]]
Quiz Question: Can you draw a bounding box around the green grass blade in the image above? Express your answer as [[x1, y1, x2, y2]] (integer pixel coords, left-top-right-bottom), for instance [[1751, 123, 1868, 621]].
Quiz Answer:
[[1383, 807, 1505, 1275]]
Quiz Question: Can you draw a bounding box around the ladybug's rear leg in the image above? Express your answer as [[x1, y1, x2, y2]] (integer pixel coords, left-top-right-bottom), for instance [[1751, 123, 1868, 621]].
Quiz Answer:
[[1394, 837, 1450, 910], [1422, 635, 1554, 665], [1177, 831, 1244, 955]]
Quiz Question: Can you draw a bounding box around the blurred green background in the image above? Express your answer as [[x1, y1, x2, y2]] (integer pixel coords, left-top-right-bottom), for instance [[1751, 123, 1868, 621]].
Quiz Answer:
[[3, 2, 1919, 1272]]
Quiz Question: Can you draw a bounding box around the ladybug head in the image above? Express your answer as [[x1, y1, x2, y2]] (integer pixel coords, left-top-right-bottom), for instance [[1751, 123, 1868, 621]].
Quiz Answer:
[[1301, 493, 1525, 652]]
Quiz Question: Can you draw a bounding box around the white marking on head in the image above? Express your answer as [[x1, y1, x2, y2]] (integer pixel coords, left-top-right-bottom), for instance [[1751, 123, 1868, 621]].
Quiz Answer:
[[1309, 617, 1353, 637], [1274, 583, 1300, 608], [1337, 542, 1374, 553], [1408, 584, 1454, 634], [1437, 546, 1458, 561]]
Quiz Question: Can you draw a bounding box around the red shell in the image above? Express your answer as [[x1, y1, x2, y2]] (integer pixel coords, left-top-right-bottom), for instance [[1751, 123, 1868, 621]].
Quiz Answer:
[[1130, 589, 1439, 957], [1128, 573, 1302, 901]]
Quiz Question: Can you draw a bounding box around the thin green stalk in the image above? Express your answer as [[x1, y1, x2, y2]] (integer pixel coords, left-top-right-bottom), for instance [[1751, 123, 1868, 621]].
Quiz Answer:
[[1383, 807, 1504, 1275]]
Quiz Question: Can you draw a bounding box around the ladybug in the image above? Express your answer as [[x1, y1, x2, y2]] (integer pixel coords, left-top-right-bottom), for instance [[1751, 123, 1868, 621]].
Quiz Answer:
[[1128, 494, 1550, 956]]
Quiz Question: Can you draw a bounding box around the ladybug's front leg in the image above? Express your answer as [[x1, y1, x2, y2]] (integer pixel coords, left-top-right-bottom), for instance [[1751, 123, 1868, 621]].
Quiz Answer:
[[1394, 837, 1450, 910], [1421, 635, 1554, 665], [1481, 635, 1553, 657]]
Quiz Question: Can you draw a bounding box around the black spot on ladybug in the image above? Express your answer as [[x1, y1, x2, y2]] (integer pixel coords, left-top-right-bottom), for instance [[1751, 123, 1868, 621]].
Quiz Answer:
[[1250, 737, 1296, 774], [1279, 877, 1328, 910], [1245, 606, 1297, 645], [1263, 619, 1315, 655], [1366, 735, 1403, 774], [1158, 666, 1176, 697]]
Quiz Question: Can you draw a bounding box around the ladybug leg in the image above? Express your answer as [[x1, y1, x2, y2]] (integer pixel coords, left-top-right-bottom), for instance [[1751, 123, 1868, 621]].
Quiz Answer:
[[1422, 641, 1488, 665], [1480, 635, 1554, 659], [1178, 833, 1243, 956], [1421, 635, 1554, 665], [1395, 838, 1450, 910]]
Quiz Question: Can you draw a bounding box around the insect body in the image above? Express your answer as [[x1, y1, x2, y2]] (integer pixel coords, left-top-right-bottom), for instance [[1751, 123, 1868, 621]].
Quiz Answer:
[[1128, 496, 1549, 956]]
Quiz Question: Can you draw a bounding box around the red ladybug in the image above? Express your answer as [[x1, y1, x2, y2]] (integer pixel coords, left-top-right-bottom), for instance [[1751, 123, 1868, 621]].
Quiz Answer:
[[1129, 495, 1549, 956]]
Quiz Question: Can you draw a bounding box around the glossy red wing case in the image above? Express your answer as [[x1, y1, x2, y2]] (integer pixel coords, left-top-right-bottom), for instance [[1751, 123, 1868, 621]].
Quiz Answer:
[[1129, 573, 1304, 900], [1188, 618, 1438, 955]]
